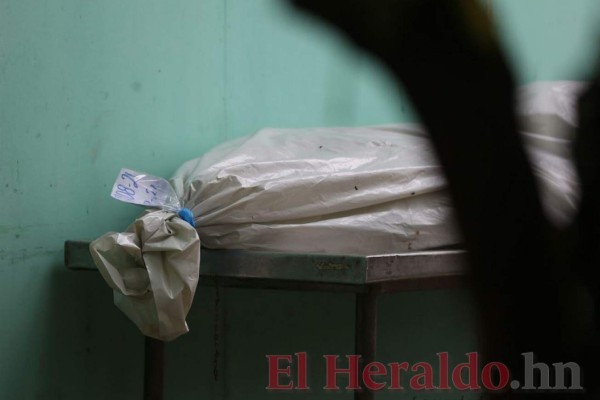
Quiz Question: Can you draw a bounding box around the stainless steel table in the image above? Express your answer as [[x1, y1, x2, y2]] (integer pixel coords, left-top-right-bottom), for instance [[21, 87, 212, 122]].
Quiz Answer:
[[64, 240, 468, 400]]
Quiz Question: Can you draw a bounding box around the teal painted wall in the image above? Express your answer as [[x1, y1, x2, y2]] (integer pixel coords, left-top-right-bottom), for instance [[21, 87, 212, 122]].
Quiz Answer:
[[0, 0, 598, 398]]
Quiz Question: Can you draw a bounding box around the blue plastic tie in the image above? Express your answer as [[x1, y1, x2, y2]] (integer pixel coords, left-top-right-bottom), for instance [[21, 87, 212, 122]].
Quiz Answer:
[[177, 208, 196, 228]]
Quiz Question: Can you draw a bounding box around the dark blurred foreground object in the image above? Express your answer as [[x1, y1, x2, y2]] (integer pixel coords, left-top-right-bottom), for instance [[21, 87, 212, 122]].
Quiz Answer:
[[290, 0, 600, 398]]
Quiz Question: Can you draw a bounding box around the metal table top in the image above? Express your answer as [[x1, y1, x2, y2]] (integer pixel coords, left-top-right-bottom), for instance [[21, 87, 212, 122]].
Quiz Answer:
[[65, 241, 467, 292]]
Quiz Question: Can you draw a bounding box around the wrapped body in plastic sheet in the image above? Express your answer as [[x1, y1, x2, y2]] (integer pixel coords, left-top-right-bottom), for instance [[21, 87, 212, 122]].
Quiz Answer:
[[172, 124, 460, 255], [90, 81, 583, 341], [172, 79, 583, 254]]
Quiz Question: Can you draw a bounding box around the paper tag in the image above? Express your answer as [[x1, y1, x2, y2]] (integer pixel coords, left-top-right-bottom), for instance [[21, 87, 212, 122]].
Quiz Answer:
[[110, 168, 181, 212]]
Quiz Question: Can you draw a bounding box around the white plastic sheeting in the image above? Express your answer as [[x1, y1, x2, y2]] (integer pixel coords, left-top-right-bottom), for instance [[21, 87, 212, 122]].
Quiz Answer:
[[172, 124, 460, 255], [90, 211, 200, 341], [517, 81, 585, 227]]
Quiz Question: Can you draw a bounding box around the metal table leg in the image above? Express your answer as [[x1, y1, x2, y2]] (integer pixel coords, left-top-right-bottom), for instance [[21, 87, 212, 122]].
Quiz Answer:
[[143, 337, 165, 400], [355, 286, 378, 400]]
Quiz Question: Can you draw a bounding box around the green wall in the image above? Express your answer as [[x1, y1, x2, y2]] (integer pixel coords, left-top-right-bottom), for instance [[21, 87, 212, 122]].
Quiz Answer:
[[1, 0, 598, 398]]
